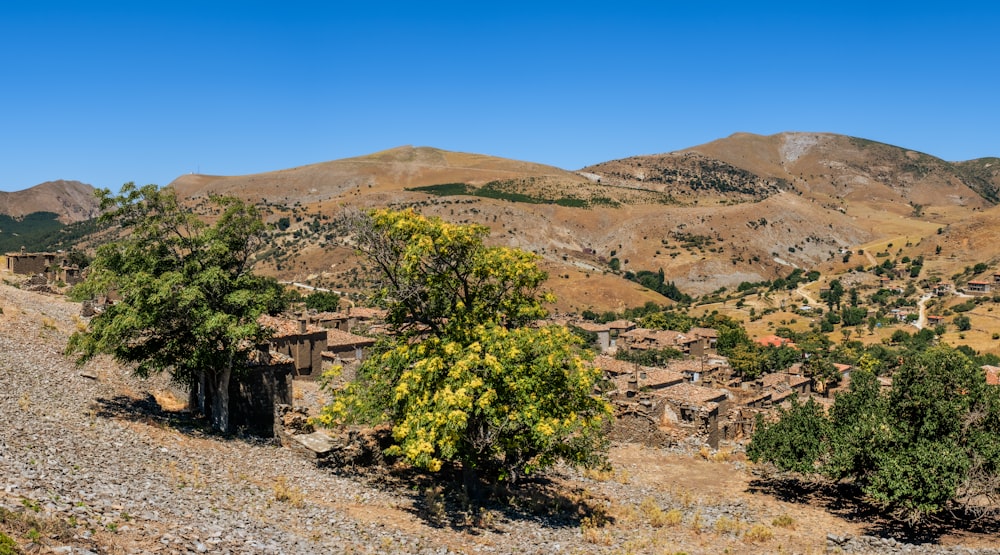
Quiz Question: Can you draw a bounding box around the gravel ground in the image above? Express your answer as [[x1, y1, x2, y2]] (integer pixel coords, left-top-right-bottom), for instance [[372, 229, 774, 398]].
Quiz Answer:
[[0, 284, 615, 554], [2, 281, 999, 555]]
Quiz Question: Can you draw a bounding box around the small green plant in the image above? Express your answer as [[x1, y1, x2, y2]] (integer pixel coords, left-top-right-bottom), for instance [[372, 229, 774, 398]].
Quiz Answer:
[[19, 499, 40, 513], [0, 532, 20, 555], [26, 528, 40, 542]]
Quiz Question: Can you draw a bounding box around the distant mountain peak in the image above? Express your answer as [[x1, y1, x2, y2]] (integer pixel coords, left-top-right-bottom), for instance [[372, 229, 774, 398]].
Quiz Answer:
[[0, 180, 99, 223]]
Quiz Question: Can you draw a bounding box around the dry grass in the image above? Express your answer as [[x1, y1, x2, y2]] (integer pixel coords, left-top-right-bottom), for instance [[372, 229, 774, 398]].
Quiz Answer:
[[713, 515, 743, 536], [772, 514, 795, 529], [580, 513, 614, 545], [744, 523, 774, 543], [151, 390, 187, 412], [273, 476, 305, 508], [639, 498, 670, 528]]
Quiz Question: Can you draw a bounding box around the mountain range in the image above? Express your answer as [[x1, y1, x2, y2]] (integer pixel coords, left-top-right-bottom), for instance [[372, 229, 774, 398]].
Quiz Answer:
[[6, 132, 1000, 312]]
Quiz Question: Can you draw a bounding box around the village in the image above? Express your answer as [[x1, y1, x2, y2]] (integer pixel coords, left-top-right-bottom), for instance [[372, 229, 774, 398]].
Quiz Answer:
[[9, 244, 1000, 466]]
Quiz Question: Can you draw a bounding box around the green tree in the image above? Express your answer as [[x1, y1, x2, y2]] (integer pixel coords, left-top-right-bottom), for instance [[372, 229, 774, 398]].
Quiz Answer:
[[67, 183, 287, 433], [304, 290, 341, 312], [749, 346, 1000, 524], [954, 314, 972, 332], [727, 342, 767, 379], [747, 396, 829, 474], [316, 209, 610, 489], [822, 279, 844, 310], [841, 306, 867, 326]]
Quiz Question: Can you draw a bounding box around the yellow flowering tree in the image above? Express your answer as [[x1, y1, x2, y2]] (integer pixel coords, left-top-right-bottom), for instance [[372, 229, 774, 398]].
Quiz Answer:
[[317, 209, 610, 487]]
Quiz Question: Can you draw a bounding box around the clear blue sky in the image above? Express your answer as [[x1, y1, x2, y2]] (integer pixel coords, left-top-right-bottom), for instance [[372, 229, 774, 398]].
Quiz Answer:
[[2, 1, 997, 192]]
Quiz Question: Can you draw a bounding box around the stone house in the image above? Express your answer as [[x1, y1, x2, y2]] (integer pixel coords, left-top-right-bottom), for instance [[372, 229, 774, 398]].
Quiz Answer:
[[573, 321, 612, 353], [313, 307, 386, 333], [611, 366, 686, 395], [259, 314, 328, 379], [323, 328, 377, 364], [745, 372, 812, 408], [607, 373, 729, 448], [187, 349, 294, 437], [606, 319, 637, 349], [619, 328, 692, 354], [3, 248, 58, 275], [686, 327, 719, 357], [654, 382, 730, 448]]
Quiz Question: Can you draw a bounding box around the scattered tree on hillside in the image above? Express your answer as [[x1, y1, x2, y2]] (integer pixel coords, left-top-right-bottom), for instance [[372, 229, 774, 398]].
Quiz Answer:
[[822, 279, 845, 310], [67, 183, 288, 433], [315, 209, 611, 492], [954, 314, 972, 332]]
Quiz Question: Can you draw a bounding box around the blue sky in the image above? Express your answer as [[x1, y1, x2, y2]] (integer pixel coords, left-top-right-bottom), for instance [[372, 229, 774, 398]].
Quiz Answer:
[[1, 1, 997, 192]]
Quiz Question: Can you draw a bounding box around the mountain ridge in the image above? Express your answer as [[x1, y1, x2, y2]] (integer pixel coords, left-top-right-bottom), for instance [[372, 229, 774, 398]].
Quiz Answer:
[[0, 180, 100, 224], [8, 133, 1000, 311]]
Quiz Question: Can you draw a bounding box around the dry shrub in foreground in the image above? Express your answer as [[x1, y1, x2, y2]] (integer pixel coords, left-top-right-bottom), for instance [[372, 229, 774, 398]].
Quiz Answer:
[[744, 523, 774, 543]]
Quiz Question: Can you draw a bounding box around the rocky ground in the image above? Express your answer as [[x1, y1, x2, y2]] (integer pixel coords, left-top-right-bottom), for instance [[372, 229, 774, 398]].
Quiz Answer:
[[2, 279, 999, 554]]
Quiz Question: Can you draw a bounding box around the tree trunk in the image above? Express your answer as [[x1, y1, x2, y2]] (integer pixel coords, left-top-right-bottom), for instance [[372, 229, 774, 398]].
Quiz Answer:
[[462, 464, 484, 503], [189, 370, 207, 414], [210, 363, 232, 434]]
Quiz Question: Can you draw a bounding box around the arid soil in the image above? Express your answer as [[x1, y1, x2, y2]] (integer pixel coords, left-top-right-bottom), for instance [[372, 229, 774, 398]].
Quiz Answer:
[[2, 280, 998, 554]]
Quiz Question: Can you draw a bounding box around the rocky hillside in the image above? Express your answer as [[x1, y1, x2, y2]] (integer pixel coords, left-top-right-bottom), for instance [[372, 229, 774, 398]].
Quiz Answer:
[[158, 133, 1000, 310], [0, 180, 100, 224]]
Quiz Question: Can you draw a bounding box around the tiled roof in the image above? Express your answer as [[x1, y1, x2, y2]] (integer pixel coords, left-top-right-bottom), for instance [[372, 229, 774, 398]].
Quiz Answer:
[[654, 382, 728, 406], [574, 321, 610, 333], [755, 335, 795, 348], [761, 372, 810, 389], [258, 314, 326, 337], [326, 328, 376, 348], [592, 355, 641, 376]]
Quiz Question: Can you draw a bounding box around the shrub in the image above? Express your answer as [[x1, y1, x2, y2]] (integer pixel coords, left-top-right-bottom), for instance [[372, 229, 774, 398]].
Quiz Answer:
[[744, 524, 774, 542], [0, 532, 20, 555], [771, 514, 795, 528]]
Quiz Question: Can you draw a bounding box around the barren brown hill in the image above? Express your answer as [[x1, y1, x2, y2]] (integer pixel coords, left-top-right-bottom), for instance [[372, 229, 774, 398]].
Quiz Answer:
[[169, 146, 594, 204], [684, 132, 994, 210], [0, 180, 100, 223], [161, 134, 1000, 311]]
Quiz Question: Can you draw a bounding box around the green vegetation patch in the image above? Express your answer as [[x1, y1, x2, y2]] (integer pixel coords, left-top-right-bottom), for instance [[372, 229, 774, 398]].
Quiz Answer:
[[0, 212, 104, 253], [407, 182, 473, 196], [407, 180, 619, 208], [0, 212, 63, 252]]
